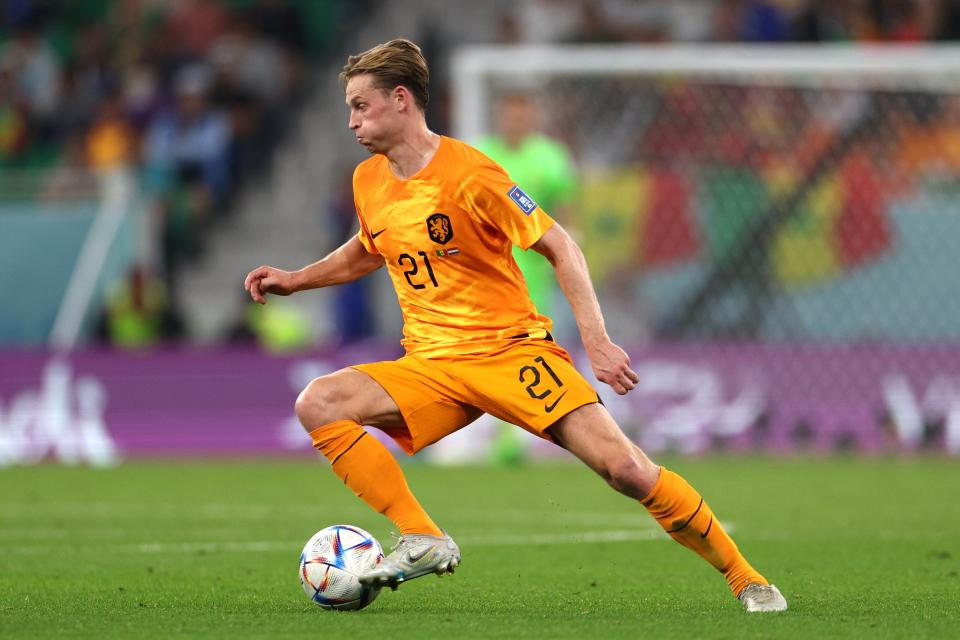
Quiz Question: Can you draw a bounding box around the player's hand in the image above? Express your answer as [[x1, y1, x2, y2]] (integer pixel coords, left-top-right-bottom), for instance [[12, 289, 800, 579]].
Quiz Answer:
[[586, 338, 640, 395], [243, 265, 298, 304]]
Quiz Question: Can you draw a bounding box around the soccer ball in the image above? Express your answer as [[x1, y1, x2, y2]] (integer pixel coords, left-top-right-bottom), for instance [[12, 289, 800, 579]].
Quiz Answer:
[[299, 525, 384, 611]]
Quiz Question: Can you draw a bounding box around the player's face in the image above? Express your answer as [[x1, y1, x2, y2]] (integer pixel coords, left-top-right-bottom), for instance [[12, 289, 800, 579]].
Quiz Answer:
[[498, 95, 537, 143], [345, 74, 401, 154]]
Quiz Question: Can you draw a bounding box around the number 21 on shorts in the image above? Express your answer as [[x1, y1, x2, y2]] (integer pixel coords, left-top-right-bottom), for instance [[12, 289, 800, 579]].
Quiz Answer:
[[518, 356, 567, 414]]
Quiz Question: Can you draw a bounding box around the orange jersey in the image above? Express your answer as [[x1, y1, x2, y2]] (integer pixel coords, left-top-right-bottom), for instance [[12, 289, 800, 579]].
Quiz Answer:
[[353, 136, 555, 357]]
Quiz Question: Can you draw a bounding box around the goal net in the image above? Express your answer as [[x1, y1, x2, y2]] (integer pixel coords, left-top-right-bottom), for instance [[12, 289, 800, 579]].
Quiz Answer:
[[452, 45, 960, 344]]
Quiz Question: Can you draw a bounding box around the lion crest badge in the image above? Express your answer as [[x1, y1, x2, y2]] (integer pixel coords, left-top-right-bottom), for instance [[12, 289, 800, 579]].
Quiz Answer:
[[426, 213, 453, 244]]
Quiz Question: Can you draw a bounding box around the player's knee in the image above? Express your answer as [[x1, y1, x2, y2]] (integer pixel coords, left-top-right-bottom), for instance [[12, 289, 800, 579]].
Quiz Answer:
[[295, 377, 349, 430], [604, 454, 655, 500]]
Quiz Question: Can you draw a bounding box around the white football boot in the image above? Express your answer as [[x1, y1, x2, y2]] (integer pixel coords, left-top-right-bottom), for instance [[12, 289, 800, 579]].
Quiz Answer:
[[739, 583, 788, 612], [359, 531, 460, 590]]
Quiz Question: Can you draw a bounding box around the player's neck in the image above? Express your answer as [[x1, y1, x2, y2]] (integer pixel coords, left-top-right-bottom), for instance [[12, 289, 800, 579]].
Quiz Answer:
[[503, 131, 531, 149], [385, 125, 441, 180]]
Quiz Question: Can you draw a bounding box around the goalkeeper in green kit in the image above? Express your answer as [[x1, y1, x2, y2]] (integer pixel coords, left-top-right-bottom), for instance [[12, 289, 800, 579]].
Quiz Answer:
[[475, 90, 579, 464]]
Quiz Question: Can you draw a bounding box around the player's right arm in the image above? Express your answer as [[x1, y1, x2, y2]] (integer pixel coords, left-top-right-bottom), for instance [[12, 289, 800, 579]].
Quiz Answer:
[[243, 235, 384, 304]]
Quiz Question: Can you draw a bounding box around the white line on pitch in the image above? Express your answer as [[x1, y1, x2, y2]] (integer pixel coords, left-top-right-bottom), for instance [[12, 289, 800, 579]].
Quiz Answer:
[[460, 529, 665, 546], [132, 529, 668, 554]]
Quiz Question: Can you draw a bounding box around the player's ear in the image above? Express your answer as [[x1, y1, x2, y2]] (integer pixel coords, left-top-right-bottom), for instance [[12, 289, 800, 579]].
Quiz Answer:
[[392, 86, 409, 112]]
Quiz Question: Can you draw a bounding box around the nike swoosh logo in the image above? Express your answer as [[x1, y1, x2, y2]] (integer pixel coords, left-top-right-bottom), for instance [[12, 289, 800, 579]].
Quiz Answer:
[[371, 228, 387, 239], [406, 545, 434, 563], [544, 390, 569, 413], [700, 516, 713, 539]]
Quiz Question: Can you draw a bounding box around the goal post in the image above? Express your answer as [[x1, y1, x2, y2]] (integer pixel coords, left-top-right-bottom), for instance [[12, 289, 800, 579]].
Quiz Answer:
[[452, 44, 960, 141]]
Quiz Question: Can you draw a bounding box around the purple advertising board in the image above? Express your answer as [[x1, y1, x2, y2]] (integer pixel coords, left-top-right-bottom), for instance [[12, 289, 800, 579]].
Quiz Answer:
[[0, 342, 958, 465]]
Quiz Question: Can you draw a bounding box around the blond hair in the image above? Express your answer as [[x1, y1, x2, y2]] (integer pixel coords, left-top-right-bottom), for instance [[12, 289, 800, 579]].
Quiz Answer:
[[340, 39, 430, 111]]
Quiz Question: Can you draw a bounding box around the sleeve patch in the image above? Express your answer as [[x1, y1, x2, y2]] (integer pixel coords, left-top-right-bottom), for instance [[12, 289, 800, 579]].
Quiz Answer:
[[508, 185, 538, 215]]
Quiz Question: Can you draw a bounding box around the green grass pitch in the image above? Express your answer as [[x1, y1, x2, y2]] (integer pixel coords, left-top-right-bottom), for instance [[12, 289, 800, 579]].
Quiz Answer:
[[2, 457, 958, 638]]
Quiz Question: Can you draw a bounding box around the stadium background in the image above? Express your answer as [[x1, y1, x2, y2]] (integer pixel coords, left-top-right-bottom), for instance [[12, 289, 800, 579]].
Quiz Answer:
[[3, 0, 958, 463], [2, 2, 959, 637]]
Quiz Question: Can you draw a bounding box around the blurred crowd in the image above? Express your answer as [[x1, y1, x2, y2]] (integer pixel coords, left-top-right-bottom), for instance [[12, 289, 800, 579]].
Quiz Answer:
[[1, 0, 359, 349], [494, 0, 960, 45], [1, 0, 324, 267], [416, 0, 960, 158], [5, 0, 958, 351]]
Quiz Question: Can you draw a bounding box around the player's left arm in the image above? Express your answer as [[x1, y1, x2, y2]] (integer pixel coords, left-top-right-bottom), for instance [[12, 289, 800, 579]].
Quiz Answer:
[[531, 223, 640, 395]]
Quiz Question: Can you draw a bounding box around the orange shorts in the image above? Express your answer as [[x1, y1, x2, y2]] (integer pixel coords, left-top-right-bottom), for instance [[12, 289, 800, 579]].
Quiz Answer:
[[351, 338, 599, 454]]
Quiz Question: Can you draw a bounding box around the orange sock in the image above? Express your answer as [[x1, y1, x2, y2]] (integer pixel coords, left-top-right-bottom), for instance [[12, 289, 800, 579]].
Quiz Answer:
[[308, 420, 442, 536], [641, 467, 767, 596]]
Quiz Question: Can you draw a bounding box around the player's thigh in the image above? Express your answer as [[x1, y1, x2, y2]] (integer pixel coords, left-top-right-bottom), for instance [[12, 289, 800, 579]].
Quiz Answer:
[[352, 358, 484, 454], [547, 402, 650, 469], [297, 367, 405, 428], [548, 402, 659, 497]]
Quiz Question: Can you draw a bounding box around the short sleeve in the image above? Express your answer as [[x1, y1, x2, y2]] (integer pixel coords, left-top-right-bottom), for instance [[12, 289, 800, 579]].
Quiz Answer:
[[353, 171, 380, 255], [461, 162, 555, 250]]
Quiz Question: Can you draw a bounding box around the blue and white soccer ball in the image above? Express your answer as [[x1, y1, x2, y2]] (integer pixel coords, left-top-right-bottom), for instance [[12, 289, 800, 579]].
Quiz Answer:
[[299, 525, 384, 611]]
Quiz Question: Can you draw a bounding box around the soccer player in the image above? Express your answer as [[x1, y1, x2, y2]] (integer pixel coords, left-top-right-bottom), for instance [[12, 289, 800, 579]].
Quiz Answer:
[[243, 39, 787, 613]]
